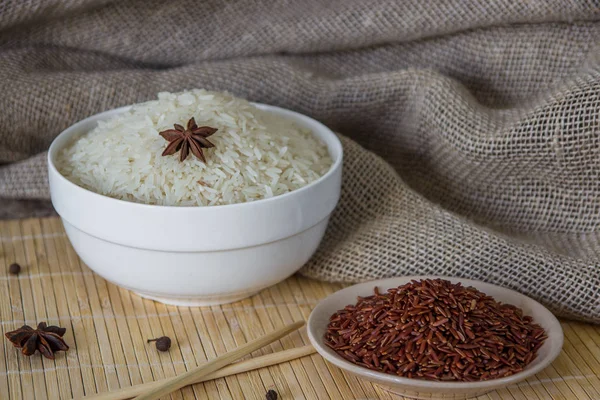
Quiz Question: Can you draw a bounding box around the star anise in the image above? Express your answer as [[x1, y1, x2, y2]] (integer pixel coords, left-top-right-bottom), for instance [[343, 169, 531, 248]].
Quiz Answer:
[[5, 322, 69, 359], [159, 117, 218, 162]]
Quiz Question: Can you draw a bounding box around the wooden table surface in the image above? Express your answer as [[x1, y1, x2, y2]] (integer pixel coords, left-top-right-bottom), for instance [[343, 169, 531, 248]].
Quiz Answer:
[[1, 217, 599, 399]]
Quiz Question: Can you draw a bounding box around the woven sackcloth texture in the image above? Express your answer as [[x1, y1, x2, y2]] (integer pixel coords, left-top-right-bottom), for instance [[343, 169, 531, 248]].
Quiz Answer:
[[0, 1, 599, 321]]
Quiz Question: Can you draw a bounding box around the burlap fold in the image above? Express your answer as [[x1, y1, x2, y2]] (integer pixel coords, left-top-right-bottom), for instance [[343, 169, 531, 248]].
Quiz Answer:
[[1, 1, 599, 321]]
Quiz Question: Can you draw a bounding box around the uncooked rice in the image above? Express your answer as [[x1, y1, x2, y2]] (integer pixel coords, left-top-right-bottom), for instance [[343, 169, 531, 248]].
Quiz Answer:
[[57, 89, 332, 206], [324, 279, 547, 381]]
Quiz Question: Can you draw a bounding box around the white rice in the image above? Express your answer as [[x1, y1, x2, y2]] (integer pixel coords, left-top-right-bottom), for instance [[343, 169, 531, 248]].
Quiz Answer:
[[57, 89, 332, 206]]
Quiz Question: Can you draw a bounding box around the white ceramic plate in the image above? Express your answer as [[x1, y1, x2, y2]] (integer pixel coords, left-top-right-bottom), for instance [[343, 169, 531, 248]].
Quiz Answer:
[[307, 276, 563, 399]]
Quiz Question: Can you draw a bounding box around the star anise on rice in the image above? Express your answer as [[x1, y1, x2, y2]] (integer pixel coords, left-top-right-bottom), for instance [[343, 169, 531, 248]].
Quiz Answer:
[[5, 322, 69, 359], [159, 117, 218, 162]]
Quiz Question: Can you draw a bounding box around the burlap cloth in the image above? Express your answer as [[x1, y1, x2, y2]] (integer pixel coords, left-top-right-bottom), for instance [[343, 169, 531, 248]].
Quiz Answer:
[[0, 1, 599, 322]]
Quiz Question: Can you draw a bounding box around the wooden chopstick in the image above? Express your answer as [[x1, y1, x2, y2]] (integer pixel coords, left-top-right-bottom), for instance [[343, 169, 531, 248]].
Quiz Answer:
[[79, 344, 316, 400], [132, 321, 304, 400]]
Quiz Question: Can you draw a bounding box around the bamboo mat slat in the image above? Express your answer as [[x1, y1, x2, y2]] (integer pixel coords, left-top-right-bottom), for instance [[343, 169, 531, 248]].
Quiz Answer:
[[1, 217, 600, 400]]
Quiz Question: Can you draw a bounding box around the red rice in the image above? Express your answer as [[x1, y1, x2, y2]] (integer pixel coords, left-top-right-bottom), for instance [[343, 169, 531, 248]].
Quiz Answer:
[[324, 278, 547, 381]]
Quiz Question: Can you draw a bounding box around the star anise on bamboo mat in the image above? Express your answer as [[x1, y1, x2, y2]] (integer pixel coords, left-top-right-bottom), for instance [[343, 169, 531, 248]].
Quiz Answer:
[[5, 322, 69, 359], [159, 117, 218, 162]]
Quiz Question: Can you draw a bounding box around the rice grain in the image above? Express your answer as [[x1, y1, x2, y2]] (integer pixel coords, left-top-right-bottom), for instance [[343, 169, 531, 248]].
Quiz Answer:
[[57, 89, 332, 206]]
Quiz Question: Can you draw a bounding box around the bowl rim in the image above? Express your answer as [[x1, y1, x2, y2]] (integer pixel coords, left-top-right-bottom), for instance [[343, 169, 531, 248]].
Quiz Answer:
[[307, 275, 564, 391], [48, 102, 343, 211]]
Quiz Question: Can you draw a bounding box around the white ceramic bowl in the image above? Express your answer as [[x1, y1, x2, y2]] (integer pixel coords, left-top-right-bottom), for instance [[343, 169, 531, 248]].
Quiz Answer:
[[48, 103, 343, 306], [307, 276, 563, 400]]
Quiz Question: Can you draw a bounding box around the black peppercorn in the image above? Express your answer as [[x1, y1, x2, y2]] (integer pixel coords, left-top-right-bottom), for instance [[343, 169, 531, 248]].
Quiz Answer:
[[147, 336, 171, 352], [8, 263, 21, 275], [266, 389, 278, 400]]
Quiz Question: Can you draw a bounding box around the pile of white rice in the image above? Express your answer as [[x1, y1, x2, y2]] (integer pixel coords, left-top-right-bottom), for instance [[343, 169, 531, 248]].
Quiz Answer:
[[57, 89, 332, 206]]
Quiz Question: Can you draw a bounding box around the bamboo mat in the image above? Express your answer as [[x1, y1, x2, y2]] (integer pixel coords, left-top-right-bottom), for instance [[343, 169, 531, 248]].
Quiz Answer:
[[1, 218, 600, 400]]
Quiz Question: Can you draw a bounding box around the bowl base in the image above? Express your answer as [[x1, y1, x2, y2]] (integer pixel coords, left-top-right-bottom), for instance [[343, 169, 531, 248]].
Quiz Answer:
[[133, 289, 261, 307]]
